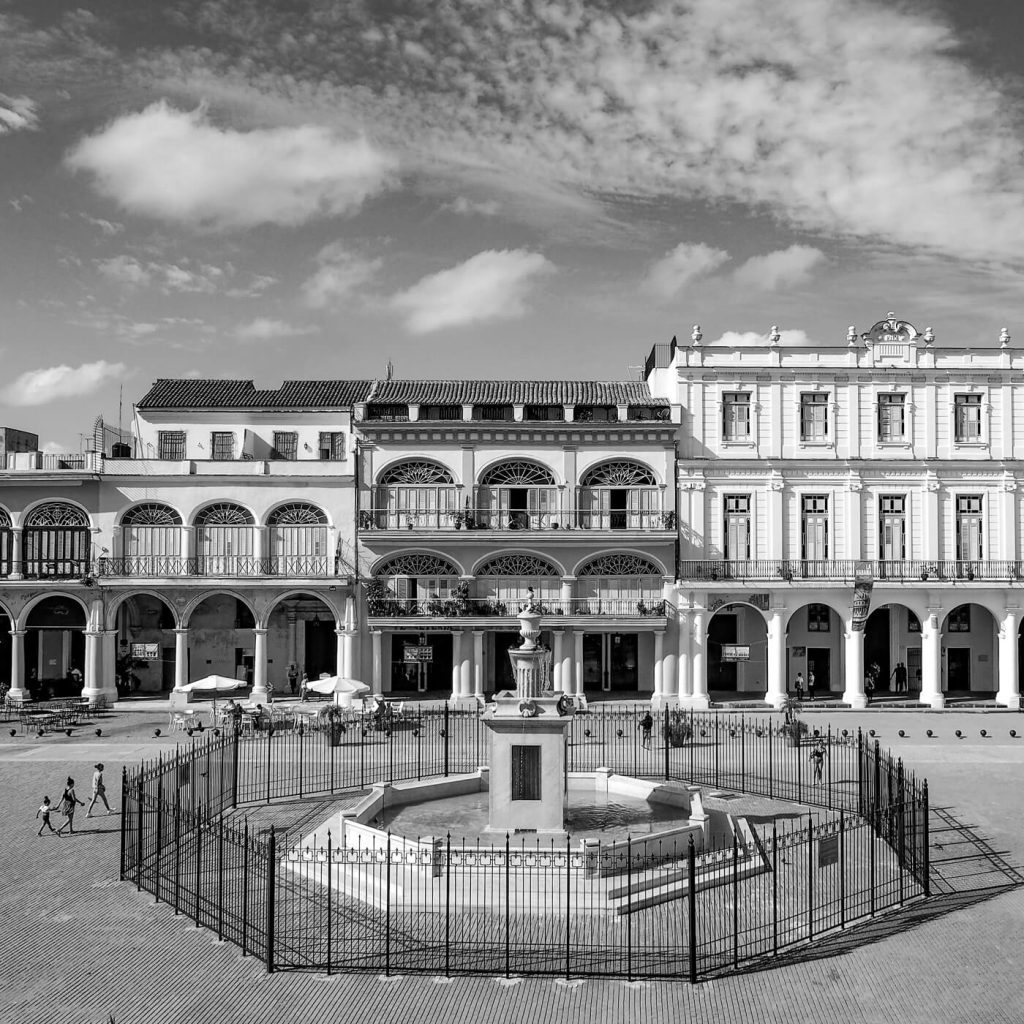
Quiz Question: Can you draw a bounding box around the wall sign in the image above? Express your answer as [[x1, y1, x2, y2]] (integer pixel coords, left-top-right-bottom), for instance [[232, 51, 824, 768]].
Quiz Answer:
[[131, 643, 160, 660], [403, 645, 433, 663], [721, 645, 750, 662]]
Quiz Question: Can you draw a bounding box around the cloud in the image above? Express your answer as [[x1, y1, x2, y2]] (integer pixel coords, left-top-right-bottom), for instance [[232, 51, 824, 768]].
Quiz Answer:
[[441, 196, 501, 217], [95, 255, 225, 293], [66, 101, 396, 230], [733, 246, 825, 291], [710, 329, 814, 347], [643, 243, 729, 300], [231, 318, 319, 342], [2, 360, 128, 406], [391, 249, 553, 333], [0, 94, 39, 134], [225, 274, 278, 299], [301, 243, 382, 309], [81, 213, 124, 236]]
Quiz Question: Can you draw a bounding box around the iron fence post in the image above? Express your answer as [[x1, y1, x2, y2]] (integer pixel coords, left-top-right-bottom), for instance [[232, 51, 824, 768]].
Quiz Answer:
[[807, 816, 814, 941], [565, 833, 571, 982], [768, 720, 774, 798], [898, 760, 906, 905], [839, 810, 846, 929], [664, 705, 670, 781], [687, 834, 697, 984], [732, 832, 739, 968], [173, 801, 181, 917], [327, 829, 333, 975], [740, 714, 746, 792], [135, 777, 144, 892], [119, 767, 128, 881], [771, 824, 778, 956], [826, 725, 833, 810], [505, 832, 511, 979], [627, 834, 633, 982], [194, 802, 203, 927], [445, 832, 451, 977], [231, 726, 240, 808], [444, 702, 450, 777], [154, 764, 164, 905], [922, 780, 931, 897], [265, 726, 272, 804], [869, 811, 876, 917], [385, 831, 392, 976], [266, 824, 276, 973], [241, 818, 249, 956]]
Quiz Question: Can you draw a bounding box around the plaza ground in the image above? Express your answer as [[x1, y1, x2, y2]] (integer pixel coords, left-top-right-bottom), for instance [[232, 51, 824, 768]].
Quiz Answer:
[[1, 705, 1022, 1024]]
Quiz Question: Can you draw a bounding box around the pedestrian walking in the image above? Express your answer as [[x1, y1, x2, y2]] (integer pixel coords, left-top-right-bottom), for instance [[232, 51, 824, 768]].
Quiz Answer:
[[794, 672, 805, 702], [287, 663, 298, 696], [299, 672, 309, 702], [810, 743, 826, 784], [86, 763, 111, 817], [807, 670, 816, 702], [895, 662, 908, 693], [56, 777, 84, 835], [865, 672, 875, 705], [36, 795, 57, 836], [639, 710, 654, 749]]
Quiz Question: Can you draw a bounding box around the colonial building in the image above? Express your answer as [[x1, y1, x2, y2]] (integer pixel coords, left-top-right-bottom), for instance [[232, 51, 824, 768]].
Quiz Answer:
[[652, 314, 1024, 710], [1, 312, 1021, 711]]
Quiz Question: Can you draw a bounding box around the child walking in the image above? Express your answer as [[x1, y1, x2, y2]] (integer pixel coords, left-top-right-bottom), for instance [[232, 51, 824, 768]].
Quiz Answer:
[[36, 796, 57, 836], [56, 777, 84, 835]]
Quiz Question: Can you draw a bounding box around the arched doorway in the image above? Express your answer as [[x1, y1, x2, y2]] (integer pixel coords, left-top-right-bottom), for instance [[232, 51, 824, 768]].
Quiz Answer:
[[264, 593, 338, 693], [113, 594, 177, 695], [865, 603, 923, 697], [185, 594, 256, 687], [706, 602, 767, 697], [25, 595, 87, 698], [786, 602, 844, 698], [942, 603, 996, 696]]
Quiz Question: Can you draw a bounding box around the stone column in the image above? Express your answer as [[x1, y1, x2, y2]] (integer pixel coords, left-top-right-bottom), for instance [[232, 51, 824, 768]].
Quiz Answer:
[[81, 630, 104, 701], [843, 619, 867, 709], [173, 628, 189, 690], [919, 611, 944, 709], [8, 629, 26, 699], [997, 608, 1021, 709], [573, 630, 584, 698], [287, 608, 298, 674], [9, 528, 23, 580], [102, 630, 117, 699], [335, 627, 349, 678], [250, 628, 269, 703], [459, 628, 472, 699], [653, 629, 665, 699], [560, 578, 573, 615], [765, 609, 787, 709], [371, 630, 383, 695], [473, 630, 485, 700], [690, 610, 708, 708], [452, 629, 463, 698], [552, 629, 565, 692], [677, 609, 692, 700]]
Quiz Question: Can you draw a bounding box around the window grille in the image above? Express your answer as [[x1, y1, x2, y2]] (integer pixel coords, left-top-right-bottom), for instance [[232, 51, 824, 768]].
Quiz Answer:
[[157, 431, 186, 460], [210, 432, 235, 461], [318, 432, 346, 461], [272, 432, 298, 461]]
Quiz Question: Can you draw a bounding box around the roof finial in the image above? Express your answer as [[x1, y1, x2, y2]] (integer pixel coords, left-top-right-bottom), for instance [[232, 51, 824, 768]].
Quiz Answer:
[[768, 325, 781, 347], [1000, 327, 1011, 347], [847, 325, 858, 347], [690, 324, 702, 347], [923, 327, 935, 345]]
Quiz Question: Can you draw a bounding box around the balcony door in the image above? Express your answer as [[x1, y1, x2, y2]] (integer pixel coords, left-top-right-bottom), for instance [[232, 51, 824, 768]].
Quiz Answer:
[[878, 496, 906, 577], [800, 495, 828, 576]]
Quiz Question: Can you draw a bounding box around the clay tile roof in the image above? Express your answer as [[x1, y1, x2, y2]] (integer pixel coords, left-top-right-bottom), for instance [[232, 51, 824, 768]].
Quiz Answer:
[[369, 380, 667, 406], [137, 379, 374, 410]]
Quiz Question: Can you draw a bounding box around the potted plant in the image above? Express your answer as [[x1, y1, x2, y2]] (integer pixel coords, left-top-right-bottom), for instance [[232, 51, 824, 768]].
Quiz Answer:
[[667, 710, 692, 747], [320, 704, 346, 746], [780, 694, 807, 747]]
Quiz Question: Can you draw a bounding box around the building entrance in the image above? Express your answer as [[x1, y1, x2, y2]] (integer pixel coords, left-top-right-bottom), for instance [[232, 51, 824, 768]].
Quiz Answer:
[[582, 632, 639, 691], [807, 648, 831, 694], [390, 633, 453, 693]]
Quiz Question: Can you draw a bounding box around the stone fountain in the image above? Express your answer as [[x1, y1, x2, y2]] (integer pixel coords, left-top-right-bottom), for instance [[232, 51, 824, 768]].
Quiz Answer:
[[484, 602, 574, 837]]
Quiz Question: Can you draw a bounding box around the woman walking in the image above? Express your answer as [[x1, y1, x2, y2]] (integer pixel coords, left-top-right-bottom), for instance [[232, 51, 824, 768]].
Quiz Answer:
[[56, 777, 84, 835], [86, 763, 111, 817]]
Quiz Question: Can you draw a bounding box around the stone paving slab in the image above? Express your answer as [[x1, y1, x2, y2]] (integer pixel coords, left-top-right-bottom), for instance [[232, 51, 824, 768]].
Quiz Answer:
[[1, 709, 1023, 1024]]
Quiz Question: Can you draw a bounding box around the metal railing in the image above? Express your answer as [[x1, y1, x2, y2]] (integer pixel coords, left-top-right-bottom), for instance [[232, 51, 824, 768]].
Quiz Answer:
[[679, 558, 1024, 582], [367, 597, 672, 619], [97, 555, 335, 578], [364, 506, 675, 532], [122, 707, 929, 982]]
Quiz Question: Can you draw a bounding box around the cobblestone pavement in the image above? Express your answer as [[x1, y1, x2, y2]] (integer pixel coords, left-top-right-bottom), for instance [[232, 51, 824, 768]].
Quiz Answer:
[[1, 709, 1022, 1024]]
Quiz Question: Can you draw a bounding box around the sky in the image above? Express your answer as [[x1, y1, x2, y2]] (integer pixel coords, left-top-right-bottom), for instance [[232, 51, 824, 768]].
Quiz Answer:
[[3, 0, 1024, 449]]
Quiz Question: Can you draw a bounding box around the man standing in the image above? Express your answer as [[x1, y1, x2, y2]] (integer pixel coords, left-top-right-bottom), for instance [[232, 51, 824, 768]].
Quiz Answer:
[[895, 662, 908, 693], [287, 663, 299, 696], [794, 671, 805, 702], [807, 670, 816, 702]]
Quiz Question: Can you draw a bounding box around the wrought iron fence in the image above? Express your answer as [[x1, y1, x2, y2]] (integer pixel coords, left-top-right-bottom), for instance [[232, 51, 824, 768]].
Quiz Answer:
[[122, 706, 929, 981]]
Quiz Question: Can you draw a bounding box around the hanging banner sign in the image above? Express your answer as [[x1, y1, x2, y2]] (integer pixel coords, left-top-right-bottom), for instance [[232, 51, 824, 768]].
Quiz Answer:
[[130, 643, 160, 660], [851, 571, 874, 632], [721, 645, 751, 662], [404, 645, 433, 663]]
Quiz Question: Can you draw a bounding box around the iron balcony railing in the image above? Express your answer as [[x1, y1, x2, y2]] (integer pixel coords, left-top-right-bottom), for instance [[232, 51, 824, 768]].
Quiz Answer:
[[362, 506, 676, 532], [679, 559, 1024, 582], [366, 597, 671, 619], [97, 556, 334, 578]]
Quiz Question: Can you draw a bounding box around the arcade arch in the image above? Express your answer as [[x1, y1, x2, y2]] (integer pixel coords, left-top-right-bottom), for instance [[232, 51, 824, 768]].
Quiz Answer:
[[786, 601, 847, 697], [706, 601, 768, 696]]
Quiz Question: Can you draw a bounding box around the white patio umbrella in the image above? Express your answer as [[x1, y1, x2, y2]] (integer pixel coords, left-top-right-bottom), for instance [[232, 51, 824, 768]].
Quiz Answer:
[[306, 676, 370, 707], [181, 674, 242, 693]]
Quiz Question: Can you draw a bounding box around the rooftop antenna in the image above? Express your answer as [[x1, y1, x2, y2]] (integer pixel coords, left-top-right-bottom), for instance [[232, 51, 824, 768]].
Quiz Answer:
[[386, 360, 394, 381], [118, 384, 124, 436]]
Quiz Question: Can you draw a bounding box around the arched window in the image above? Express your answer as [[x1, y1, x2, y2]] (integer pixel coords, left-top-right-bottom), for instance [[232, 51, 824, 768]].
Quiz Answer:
[[0, 509, 11, 577], [194, 503, 255, 575], [267, 503, 329, 576], [477, 462, 557, 529], [119, 504, 183, 567], [121, 503, 183, 526], [578, 462, 661, 530], [576, 553, 664, 612], [375, 461, 458, 530], [23, 503, 90, 579], [369, 553, 461, 615], [475, 553, 561, 609]]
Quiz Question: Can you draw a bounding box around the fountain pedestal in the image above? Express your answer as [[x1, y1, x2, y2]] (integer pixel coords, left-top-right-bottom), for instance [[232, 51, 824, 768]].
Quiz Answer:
[[485, 607, 573, 838]]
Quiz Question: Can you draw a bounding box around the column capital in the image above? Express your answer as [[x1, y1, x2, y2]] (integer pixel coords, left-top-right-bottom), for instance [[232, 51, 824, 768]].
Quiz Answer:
[[252, 626, 268, 636], [173, 627, 190, 636], [472, 629, 485, 638], [9, 628, 26, 637]]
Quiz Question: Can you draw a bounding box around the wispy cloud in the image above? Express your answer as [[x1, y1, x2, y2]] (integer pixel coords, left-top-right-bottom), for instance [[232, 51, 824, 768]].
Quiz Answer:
[[301, 243, 382, 309], [391, 249, 553, 334], [81, 213, 124, 236], [643, 243, 730, 300], [231, 318, 319, 342], [441, 196, 501, 217], [95, 254, 226, 294], [732, 246, 825, 291], [2, 360, 128, 406], [67, 101, 396, 230], [710, 329, 814, 347], [0, 94, 39, 134]]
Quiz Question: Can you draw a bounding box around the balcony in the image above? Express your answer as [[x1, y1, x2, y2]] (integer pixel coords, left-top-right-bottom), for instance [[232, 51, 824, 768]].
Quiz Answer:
[[361, 504, 675, 533], [678, 559, 1024, 583], [366, 596, 671, 620], [2, 452, 102, 472], [99, 458, 350, 477], [97, 556, 335, 579]]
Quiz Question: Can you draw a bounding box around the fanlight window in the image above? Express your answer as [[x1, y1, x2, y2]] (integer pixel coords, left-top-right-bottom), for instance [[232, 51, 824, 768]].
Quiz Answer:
[[0, 509, 11, 529], [580, 462, 657, 487], [376, 553, 460, 577], [578, 554, 662, 576], [479, 461, 555, 486], [267, 503, 328, 526], [25, 503, 88, 527], [477, 554, 559, 576], [121, 503, 182, 526], [378, 461, 454, 485], [194, 503, 255, 526]]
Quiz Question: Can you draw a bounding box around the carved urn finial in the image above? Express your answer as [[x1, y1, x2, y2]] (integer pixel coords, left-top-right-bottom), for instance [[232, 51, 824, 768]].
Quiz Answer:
[[1000, 327, 1011, 347], [691, 324, 703, 346], [768, 325, 781, 346], [847, 325, 858, 346], [923, 327, 935, 345]]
